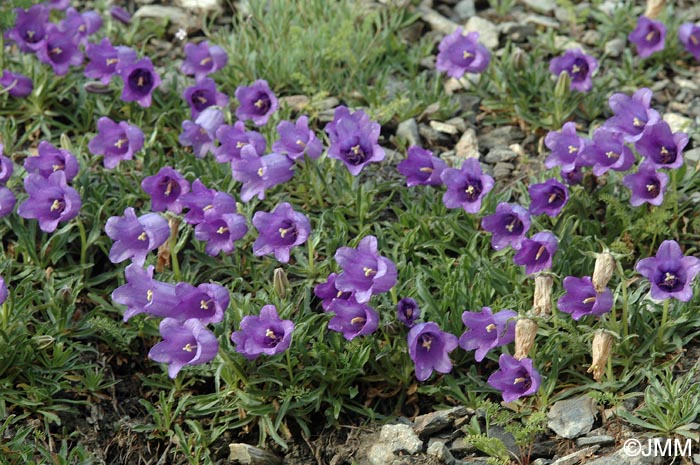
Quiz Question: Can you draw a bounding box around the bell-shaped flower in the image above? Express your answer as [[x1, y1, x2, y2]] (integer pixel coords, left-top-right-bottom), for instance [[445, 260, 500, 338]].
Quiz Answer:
[[459, 307, 516, 362], [636, 240, 700, 302], [149, 318, 219, 378], [181, 41, 228, 80], [327, 299, 379, 341], [528, 178, 569, 217], [112, 263, 179, 322], [325, 106, 385, 176], [622, 162, 668, 207], [407, 322, 458, 382], [629, 16, 666, 58], [231, 305, 294, 360], [104, 207, 170, 266], [441, 158, 494, 214], [549, 48, 598, 92], [634, 121, 687, 170], [435, 29, 490, 78], [397, 146, 447, 187], [481, 202, 531, 251], [557, 276, 613, 320], [141, 166, 190, 214], [18, 171, 81, 233], [487, 354, 541, 403], [513, 231, 558, 275], [252, 202, 311, 263], [272, 115, 323, 161], [88, 117, 144, 169], [235, 80, 278, 126], [334, 235, 397, 304]]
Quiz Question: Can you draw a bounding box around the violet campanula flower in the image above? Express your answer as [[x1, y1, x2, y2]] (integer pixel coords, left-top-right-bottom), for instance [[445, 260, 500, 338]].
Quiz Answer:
[[112, 263, 179, 322], [459, 307, 516, 362], [235, 80, 278, 126], [117, 57, 161, 108], [179, 107, 224, 159], [622, 162, 668, 207], [528, 178, 569, 217], [0, 70, 33, 98], [181, 41, 228, 80], [397, 298, 421, 327], [513, 231, 558, 275], [183, 77, 229, 119], [171, 282, 229, 324], [141, 166, 190, 214], [18, 171, 81, 233], [36, 26, 83, 76], [230, 147, 294, 202], [24, 141, 79, 182], [579, 128, 635, 176], [0, 145, 13, 185], [180, 179, 219, 224], [0, 188, 16, 218], [231, 305, 294, 360], [0, 277, 8, 305], [215, 121, 266, 163], [435, 29, 490, 78], [334, 235, 397, 304], [327, 299, 379, 341], [481, 203, 531, 251], [88, 117, 144, 169], [272, 116, 323, 161], [407, 322, 458, 382], [561, 164, 585, 186], [84, 39, 137, 84], [252, 202, 311, 263], [58, 8, 102, 44], [544, 122, 588, 172], [397, 146, 447, 187], [441, 158, 494, 214], [487, 354, 541, 403], [605, 88, 660, 143], [629, 16, 666, 58], [6, 5, 49, 53], [149, 318, 219, 378], [549, 48, 598, 92], [194, 213, 248, 256], [557, 276, 613, 320], [325, 106, 385, 176], [634, 121, 688, 170], [636, 240, 700, 302], [104, 207, 170, 266], [314, 273, 354, 311], [110, 6, 132, 25], [679, 23, 700, 61], [47, 0, 70, 10]]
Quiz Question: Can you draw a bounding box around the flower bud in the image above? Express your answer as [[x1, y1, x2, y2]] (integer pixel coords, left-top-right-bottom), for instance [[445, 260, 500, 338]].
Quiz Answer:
[[531, 275, 553, 317], [514, 318, 538, 360], [156, 217, 180, 272], [592, 252, 615, 293], [554, 71, 571, 100], [587, 330, 614, 382], [273, 267, 290, 299], [644, 0, 665, 19], [512, 47, 527, 70]]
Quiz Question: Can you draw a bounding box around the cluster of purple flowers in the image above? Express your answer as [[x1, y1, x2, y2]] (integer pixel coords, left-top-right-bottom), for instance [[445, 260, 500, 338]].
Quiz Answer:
[[627, 16, 700, 62]]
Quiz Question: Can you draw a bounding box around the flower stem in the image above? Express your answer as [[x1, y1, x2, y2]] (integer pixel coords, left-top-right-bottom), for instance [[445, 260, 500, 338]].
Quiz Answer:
[[76, 218, 87, 270], [657, 299, 670, 348], [616, 260, 629, 339]]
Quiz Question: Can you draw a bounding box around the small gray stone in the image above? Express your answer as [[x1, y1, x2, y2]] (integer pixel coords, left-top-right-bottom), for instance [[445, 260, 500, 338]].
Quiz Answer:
[[522, 0, 556, 13], [134, 5, 196, 30], [484, 147, 518, 164], [414, 407, 470, 437], [279, 95, 310, 112], [581, 30, 601, 46], [663, 113, 693, 133], [430, 121, 459, 135], [487, 425, 520, 458], [396, 119, 420, 147], [550, 446, 599, 465], [547, 395, 597, 439], [576, 435, 615, 447], [367, 443, 395, 465], [174, 0, 221, 12], [478, 126, 525, 150], [465, 17, 499, 50], [427, 439, 456, 465], [531, 459, 553, 465], [493, 162, 515, 178], [454, 0, 476, 19], [450, 437, 476, 456], [584, 447, 664, 465], [379, 424, 423, 454], [523, 13, 560, 29], [419, 124, 453, 145], [455, 128, 479, 160], [445, 117, 467, 133], [685, 148, 700, 164], [418, 5, 459, 35], [675, 77, 699, 91], [315, 97, 340, 111], [604, 38, 626, 57]]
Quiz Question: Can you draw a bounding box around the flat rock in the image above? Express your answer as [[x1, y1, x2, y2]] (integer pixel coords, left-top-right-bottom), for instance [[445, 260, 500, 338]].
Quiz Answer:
[[493, 162, 515, 178], [134, 5, 197, 30], [576, 435, 615, 447], [605, 38, 626, 57], [484, 147, 518, 164], [173, 0, 221, 12], [454, 0, 476, 19], [413, 406, 471, 437], [465, 17, 499, 50], [455, 128, 479, 159], [379, 424, 423, 454], [430, 121, 459, 135], [685, 148, 700, 164], [522, 0, 557, 13], [478, 126, 524, 150], [367, 443, 395, 465], [551, 446, 599, 465], [397, 119, 420, 147], [584, 447, 664, 465], [279, 95, 310, 112], [417, 5, 459, 35], [547, 395, 597, 439], [663, 112, 693, 133]]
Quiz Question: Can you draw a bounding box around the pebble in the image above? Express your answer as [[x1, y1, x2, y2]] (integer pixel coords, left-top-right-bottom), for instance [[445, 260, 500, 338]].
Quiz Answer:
[[134, 5, 197, 31], [315, 97, 340, 111], [584, 447, 664, 465], [419, 124, 453, 145], [522, 0, 557, 13], [450, 436, 476, 455], [493, 162, 515, 178], [484, 147, 518, 164], [581, 30, 601, 46], [465, 17, 499, 50], [674, 77, 699, 91], [174, 0, 221, 12], [575, 435, 615, 447], [396, 119, 420, 147], [455, 128, 479, 159], [478, 126, 525, 150], [523, 13, 560, 29], [685, 148, 700, 164], [379, 424, 423, 454], [604, 38, 626, 57], [279, 95, 310, 112], [430, 121, 460, 135], [550, 446, 599, 465], [454, 0, 476, 20], [414, 406, 471, 437], [547, 396, 597, 439], [417, 5, 459, 35], [663, 113, 693, 133], [427, 438, 457, 464]]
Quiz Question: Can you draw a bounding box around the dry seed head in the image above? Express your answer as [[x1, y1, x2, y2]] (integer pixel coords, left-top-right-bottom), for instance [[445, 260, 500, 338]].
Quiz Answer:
[[532, 275, 553, 317], [587, 330, 614, 382], [592, 252, 615, 293], [514, 318, 538, 360], [644, 0, 665, 19]]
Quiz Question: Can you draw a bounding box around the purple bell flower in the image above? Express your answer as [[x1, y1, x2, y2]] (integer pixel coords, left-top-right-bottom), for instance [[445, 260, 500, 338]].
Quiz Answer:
[[435, 29, 490, 78], [252, 202, 311, 263], [557, 276, 613, 320], [407, 322, 458, 382], [487, 354, 541, 403], [513, 231, 558, 275], [397, 146, 447, 187], [183, 77, 229, 119], [441, 158, 494, 214], [605, 88, 660, 143], [179, 107, 224, 159], [314, 273, 354, 311], [149, 318, 219, 378], [0, 276, 8, 306], [24, 141, 79, 182], [459, 307, 516, 362], [6, 5, 50, 53], [0, 144, 14, 185], [231, 305, 294, 360], [544, 122, 588, 172], [235, 80, 278, 126], [84, 38, 137, 85], [579, 128, 635, 176], [36, 26, 83, 76], [141, 166, 190, 214], [180, 179, 218, 225], [325, 106, 385, 176], [549, 48, 598, 92], [629, 16, 666, 58], [112, 263, 179, 322], [327, 299, 380, 341], [18, 171, 81, 233], [47, 0, 70, 10], [117, 57, 161, 108], [0, 188, 16, 218], [194, 213, 249, 256], [215, 121, 267, 163], [230, 147, 294, 202], [622, 162, 668, 207], [272, 115, 323, 161], [110, 6, 132, 25], [679, 23, 700, 61], [181, 41, 228, 80], [634, 121, 688, 170], [397, 297, 421, 327], [334, 235, 397, 304], [88, 117, 144, 169], [481, 202, 531, 251], [0, 70, 33, 98], [58, 8, 102, 45], [636, 240, 700, 302], [528, 178, 569, 217], [172, 282, 229, 324], [104, 207, 170, 266]]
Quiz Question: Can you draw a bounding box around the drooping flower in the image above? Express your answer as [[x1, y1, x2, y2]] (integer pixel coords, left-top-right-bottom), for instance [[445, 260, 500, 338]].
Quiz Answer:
[[325, 106, 385, 176], [17, 171, 81, 233], [141, 166, 190, 214], [149, 318, 219, 378], [513, 231, 558, 275], [252, 202, 311, 263], [544, 122, 588, 172], [24, 141, 79, 182], [181, 41, 228, 80], [634, 121, 688, 170], [435, 29, 490, 78], [231, 305, 294, 360], [272, 115, 323, 161], [171, 282, 230, 324], [397, 298, 421, 327], [112, 263, 179, 322], [230, 147, 294, 202], [605, 88, 660, 143], [622, 162, 668, 207], [635, 240, 700, 302], [88, 117, 144, 169], [629, 16, 666, 58], [84, 38, 137, 84], [407, 322, 459, 382], [36, 26, 83, 76], [235, 80, 278, 126], [117, 57, 161, 108], [104, 207, 170, 266], [215, 121, 267, 163], [557, 276, 613, 320], [110, 6, 132, 24], [327, 299, 379, 341], [334, 235, 397, 304], [5, 5, 50, 53], [528, 178, 569, 217], [183, 77, 229, 119], [459, 307, 516, 362], [0, 70, 33, 98], [487, 354, 541, 403], [481, 203, 531, 251], [0, 188, 16, 218], [441, 158, 494, 214], [179, 107, 224, 159], [579, 128, 635, 176], [549, 48, 598, 92], [679, 23, 700, 61], [397, 146, 447, 187], [314, 273, 354, 311]]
